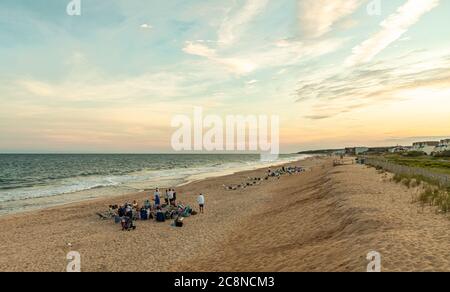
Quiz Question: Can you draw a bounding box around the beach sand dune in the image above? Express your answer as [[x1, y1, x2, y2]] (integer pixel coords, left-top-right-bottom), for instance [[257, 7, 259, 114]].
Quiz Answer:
[[179, 159, 450, 272], [0, 157, 449, 272]]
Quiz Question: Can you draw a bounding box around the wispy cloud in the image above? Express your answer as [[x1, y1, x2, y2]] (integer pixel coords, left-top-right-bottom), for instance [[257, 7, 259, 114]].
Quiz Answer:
[[183, 41, 256, 74], [297, 50, 450, 119], [183, 38, 345, 75], [16, 72, 187, 102], [345, 0, 440, 66], [297, 0, 364, 38], [218, 0, 269, 46], [140, 23, 152, 29]]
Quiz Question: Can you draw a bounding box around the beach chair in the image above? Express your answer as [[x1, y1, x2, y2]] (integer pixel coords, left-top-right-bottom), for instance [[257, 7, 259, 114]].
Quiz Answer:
[[96, 212, 111, 220], [182, 206, 192, 217]]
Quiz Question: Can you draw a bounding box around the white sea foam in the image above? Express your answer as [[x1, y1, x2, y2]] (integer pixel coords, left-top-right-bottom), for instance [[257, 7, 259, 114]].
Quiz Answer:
[[0, 154, 311, 215]]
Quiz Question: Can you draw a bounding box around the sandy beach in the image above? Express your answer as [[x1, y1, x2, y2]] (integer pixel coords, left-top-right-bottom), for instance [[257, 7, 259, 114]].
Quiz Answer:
[[0, 156, 449, 272]]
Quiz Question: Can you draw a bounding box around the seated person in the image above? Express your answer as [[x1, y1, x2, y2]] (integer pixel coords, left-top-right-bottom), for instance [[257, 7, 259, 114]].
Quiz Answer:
[[144, 199, 152, 210], [118, 205, 125, 217]]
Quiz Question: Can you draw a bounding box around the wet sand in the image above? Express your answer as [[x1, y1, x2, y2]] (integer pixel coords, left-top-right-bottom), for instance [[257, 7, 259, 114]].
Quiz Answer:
[[0, 157, 449, 272]]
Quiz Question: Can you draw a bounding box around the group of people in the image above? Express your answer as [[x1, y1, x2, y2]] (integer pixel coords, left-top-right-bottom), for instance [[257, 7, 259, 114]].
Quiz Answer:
[[277, 165, 305, 175], [105, 188, 206, 231], [152, 188, 205, 214], [153, 188, 177, 207], [224, 165, 306, 191]]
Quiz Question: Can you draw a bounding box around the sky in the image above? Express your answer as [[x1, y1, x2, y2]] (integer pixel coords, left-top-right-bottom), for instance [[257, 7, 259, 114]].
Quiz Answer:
[[0, 0, 449, 153]]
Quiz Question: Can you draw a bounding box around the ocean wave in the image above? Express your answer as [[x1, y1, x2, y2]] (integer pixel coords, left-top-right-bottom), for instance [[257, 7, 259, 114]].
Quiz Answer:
[[0, 154, 308, 207]]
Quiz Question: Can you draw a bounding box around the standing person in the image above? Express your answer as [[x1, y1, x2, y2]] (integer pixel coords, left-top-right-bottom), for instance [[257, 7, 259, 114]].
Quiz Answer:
[[154, 188, 161, 208], [197, 193, 205, 214], [172, 189, 177, 205], [154, 188, 160, 200], [168, 188, 175, 206], [164, 189, 170, 205]]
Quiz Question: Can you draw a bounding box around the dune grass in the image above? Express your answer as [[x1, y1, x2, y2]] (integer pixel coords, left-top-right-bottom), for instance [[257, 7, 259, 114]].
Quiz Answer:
[[391, 173, 450, 213]]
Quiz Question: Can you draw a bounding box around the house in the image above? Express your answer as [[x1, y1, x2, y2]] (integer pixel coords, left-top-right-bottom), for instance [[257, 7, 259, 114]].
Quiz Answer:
[[333, 149, 346, 156], [436, 139, 450, 152], [345, 147, 369, 155], [389, 146, 410, 153], [411, 141, 440, 155], [356, 147, 370, 155], [345, 147, 355, 155]]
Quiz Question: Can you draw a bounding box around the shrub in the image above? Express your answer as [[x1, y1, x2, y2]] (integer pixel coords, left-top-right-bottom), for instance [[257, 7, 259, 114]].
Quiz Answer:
[[419, 187, 450, 213], [393, 174, 403, 183], [403, 151, 427, 157], [434, 150, 450, 158], [419, 187, 434, 204], [402, 178, 412, 188], [410, 179, 419, 188]]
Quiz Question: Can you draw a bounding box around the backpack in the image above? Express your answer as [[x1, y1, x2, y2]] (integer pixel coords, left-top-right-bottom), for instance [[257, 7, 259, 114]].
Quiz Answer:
[[174, 216, 184, 227], [156, 212, 165, 222], [140, 209, 148, 220]]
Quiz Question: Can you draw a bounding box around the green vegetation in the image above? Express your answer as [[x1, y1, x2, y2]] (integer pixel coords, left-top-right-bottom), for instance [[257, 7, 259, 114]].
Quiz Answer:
[[368, 153, 450, 214], [403, 151, 427, 157], [382, 154, 450, 175], [434, 150, 450, 158], [391, 173, 450, 213], [418, 186, 450, 213]]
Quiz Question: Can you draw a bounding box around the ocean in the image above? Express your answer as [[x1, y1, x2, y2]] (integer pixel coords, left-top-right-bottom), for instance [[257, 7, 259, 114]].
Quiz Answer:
[[0, 154, 308, 215]]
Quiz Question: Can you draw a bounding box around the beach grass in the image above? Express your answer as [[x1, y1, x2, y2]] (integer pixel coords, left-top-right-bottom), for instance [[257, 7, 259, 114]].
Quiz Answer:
[[391, 172, 450, 213]]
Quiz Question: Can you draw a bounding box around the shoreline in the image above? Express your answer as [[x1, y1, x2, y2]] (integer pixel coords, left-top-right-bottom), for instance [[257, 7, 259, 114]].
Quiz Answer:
[[0, 156, 322, 272], [0, 154, 312, 217], [1, 156, 449, 272]]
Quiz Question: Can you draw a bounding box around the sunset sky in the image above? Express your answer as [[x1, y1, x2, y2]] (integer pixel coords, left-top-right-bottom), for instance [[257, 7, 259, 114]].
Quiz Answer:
[[1, 0, 449, 153]]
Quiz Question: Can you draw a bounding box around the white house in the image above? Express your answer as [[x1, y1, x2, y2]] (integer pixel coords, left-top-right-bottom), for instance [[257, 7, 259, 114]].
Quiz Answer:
[[390, 146, 410, 153], [411, 141, 440, 155], [437, 139, 450, 152]]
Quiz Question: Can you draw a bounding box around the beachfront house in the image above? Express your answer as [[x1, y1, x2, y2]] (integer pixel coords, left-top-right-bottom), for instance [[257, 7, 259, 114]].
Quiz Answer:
[[436, 139, 450, 152], [389, 146, 410, 153], [345, 147, 355, 155], [345, 147, 369, 156], [333, 149, 346, 156], [356, 147, 369, 155], [411, 141, 440, 155]]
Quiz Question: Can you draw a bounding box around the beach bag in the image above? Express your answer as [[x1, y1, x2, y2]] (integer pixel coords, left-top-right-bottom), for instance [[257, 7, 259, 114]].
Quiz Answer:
[[174, 216, 184, 227], [156, 212, 165, 222], [140, 209, 148, 220]]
